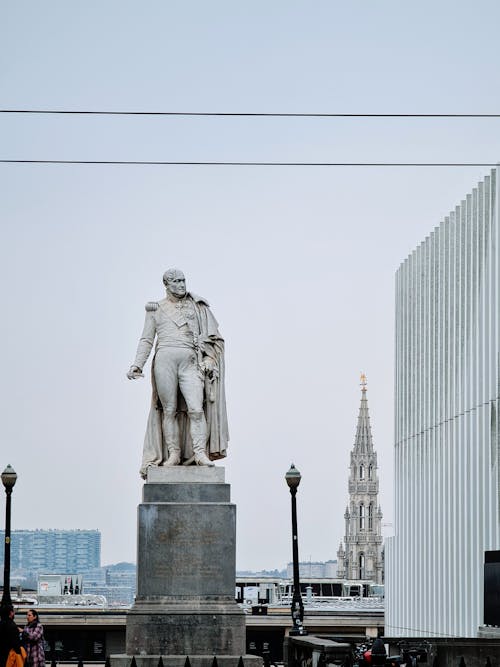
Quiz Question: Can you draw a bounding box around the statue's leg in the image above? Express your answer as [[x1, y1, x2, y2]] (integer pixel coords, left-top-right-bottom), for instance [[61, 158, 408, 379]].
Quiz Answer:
[[188, 410, 213, 466], [153, 349, 181, 466], [178, 351, 213, 466]]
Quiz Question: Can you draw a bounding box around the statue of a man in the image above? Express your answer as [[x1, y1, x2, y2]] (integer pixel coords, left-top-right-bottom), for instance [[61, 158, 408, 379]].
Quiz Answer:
[[128, 269, 229, 478]]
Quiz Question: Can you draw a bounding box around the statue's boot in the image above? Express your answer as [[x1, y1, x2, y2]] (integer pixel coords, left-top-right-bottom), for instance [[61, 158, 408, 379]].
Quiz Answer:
[[189, 410, 214, 467], [164, 449, 181, 466], [194, 451, 214, 466], [164, 410, 181, 466]]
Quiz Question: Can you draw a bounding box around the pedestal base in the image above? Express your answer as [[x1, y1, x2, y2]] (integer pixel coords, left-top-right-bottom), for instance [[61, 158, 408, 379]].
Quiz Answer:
[[116, 467, 251, 662], [126, 598, 246, 655], [111, 655, 262, 667]]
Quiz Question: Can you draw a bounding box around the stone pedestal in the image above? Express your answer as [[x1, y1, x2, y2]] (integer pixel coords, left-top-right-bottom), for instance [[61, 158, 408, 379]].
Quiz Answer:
[[111, 467, 260, 667]]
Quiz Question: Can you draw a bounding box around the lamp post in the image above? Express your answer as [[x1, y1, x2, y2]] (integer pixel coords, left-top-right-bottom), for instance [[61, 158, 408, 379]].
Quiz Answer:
[[285, 463, 307, 636], [1, 464, 17, 611]]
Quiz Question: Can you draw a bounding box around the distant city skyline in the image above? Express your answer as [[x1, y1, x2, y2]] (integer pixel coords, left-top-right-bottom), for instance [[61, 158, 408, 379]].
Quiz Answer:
[[1, 528, 101, 572]]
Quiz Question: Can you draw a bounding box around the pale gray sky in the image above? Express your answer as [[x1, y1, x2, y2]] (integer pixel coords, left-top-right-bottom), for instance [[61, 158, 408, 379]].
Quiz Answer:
[[1, 1, 500, 569]]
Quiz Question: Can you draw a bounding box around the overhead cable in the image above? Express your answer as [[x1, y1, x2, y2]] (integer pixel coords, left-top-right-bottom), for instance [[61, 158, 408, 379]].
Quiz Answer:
[[2, 109, 500, 118], [0, 159, 497, 167]]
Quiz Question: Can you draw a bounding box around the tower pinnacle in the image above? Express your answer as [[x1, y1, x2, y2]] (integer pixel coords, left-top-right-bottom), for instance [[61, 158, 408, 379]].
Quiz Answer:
[[353, 373, 374, 455]]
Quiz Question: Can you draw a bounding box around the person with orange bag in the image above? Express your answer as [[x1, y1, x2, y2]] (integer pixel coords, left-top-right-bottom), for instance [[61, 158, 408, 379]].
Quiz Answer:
[[0, 604, 24, 667]]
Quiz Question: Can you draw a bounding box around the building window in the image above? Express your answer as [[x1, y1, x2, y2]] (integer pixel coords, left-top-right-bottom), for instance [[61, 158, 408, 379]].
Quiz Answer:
[[368, 465, 373, 480], [359, 465, 364, 479], [359, 503, 365, 530], [368, 503, 374, 530]]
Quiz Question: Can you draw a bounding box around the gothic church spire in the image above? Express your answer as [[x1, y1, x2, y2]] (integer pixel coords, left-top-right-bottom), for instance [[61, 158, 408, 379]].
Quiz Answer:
[[336, 375, 384, 584]]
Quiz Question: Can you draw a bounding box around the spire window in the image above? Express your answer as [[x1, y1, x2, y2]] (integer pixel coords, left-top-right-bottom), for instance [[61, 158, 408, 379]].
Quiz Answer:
[[359, 553, 365, 579], [368, 503, 374, 530], [359, 503, 366, 530], [359, 465, 365, 480]]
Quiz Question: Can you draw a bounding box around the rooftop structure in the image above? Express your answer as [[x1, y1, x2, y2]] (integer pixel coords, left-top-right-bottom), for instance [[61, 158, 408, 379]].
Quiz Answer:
[[285, 560, 337, 579]]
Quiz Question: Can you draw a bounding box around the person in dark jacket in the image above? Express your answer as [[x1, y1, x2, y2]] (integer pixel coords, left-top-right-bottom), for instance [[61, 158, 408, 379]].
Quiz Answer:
[[0, 604, 22, 667], [22, 610, 45, 667], [370, 637, 387, 666]]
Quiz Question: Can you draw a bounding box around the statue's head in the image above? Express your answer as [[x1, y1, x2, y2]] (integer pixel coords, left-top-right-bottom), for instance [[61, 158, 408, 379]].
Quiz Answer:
[[163, 268, 186, 298]]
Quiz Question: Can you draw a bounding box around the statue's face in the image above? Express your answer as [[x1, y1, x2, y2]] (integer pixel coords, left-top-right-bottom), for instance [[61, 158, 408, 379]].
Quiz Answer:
[[165, 271, 186, 298]]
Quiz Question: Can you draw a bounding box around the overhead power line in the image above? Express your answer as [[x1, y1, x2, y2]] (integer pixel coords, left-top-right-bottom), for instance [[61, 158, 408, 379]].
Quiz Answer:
[[2, 109, 500, 118], [0, 160, 497, 167]]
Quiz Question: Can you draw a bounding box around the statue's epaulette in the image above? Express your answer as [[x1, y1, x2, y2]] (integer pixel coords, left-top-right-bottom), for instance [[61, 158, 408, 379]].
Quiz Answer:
[[145, 301, 159, 312], [190, 292, 210, 307]]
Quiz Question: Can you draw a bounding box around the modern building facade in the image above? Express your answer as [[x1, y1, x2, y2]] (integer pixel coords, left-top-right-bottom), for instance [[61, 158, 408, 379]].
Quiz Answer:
[[386, 168, 500, 637], [337, 376, 384, 584], [0, 529, 101, 573]]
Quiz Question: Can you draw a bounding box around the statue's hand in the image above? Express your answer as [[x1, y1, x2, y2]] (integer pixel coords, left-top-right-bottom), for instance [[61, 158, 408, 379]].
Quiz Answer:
[[127, 366, 144, 380], [202, 358, 218, 379]]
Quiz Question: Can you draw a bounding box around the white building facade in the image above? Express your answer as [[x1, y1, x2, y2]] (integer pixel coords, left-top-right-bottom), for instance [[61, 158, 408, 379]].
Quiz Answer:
[[385, 168, 500, 637]]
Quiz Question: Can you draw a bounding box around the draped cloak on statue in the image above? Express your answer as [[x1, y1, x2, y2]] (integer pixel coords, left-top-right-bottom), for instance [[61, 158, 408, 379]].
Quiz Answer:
[[139, 293, 229, 478]]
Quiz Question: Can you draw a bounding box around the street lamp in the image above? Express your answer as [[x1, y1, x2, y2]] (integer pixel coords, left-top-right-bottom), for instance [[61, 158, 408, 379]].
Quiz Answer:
[[285, 463, 307, 636], [1, 464, 17, 611]]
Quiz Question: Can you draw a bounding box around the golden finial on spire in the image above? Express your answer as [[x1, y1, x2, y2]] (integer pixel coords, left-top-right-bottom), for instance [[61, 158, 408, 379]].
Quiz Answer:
[[360, 373, 367, 391]]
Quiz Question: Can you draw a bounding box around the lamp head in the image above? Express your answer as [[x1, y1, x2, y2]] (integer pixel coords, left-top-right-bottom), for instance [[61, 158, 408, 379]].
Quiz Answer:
[[285, 463, 301, 490], [1, 465, 17, 491]]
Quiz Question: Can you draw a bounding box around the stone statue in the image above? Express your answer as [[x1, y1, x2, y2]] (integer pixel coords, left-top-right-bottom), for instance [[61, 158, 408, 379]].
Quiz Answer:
[[128, 269, 229, 478]]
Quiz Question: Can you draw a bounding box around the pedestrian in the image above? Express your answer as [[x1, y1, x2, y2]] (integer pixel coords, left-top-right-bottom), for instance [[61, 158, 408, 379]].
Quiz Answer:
[[22, 610, 45, 667], [370, 638, 387, 667], [0, 604, 23, 667]]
